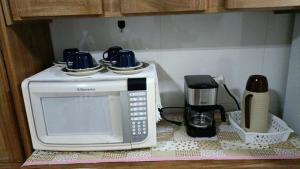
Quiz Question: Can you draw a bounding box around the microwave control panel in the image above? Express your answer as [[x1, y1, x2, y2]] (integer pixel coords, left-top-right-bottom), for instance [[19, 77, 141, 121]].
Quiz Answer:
[[129, 91, 148, 142], [127, 78, 148, 142]]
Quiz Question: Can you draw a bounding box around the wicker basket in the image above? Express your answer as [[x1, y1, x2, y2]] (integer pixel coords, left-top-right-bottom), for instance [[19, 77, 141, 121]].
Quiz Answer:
[[228, 111, 293, 145]]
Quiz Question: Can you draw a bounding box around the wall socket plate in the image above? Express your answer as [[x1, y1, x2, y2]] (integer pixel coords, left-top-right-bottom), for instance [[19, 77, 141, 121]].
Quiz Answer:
[[214, 75, 225, 84]]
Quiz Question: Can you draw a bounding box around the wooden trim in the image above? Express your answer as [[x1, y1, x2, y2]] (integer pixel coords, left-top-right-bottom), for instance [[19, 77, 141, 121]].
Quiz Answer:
[[206, 0, 225, 13], [0, 117, 9, 162], [0, 163, 22, 169], [103, 0, 122, 17], [0, 0, 13, 25], [120, 0, 207, 14], [226, 0, 300, 9], [22, 160, 300, 169], [4, 0, 21, 21], [15, 0, 103, 18], [0, 2, 54, 158]]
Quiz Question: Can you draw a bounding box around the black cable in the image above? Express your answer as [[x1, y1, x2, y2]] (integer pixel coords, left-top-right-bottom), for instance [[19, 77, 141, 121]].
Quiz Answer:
[[158, 107, 184, 126], [223, 83, 241, 110]]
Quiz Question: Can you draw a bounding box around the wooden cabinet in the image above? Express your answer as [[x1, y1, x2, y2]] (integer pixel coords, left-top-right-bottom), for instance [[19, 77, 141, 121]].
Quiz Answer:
[[0, 54, 9, 162], [0, 43, 24, 163], [0, 127, 8, 162], [120, 0, 206, 14], [0, 1, 54, 166], [4, 0, 300, 22], [226, 0, 300, 9], [8, 0, 103, 20]]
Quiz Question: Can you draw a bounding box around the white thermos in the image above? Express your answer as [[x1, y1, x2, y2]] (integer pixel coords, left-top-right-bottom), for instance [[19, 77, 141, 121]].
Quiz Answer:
[[241, 75, 269, 133]]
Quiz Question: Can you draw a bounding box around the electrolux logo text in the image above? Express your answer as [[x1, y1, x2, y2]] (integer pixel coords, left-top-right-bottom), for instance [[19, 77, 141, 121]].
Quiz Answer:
[[77, 88, 96, 92]]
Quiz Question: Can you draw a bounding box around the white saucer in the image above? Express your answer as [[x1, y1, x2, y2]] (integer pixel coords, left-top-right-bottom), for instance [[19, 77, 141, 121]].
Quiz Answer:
[[53, 61, 66, 68], [56, 61, 66, 64], [109, 62, 143, 71], [107, 62, 149, 75], [66, 64, 101, 72], [62, 66, 104, 76], [100, 59, 110, 63]]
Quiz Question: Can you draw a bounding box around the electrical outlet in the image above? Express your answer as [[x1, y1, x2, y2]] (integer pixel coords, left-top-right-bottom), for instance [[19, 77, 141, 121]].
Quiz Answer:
[[214, 75, 225, 84]]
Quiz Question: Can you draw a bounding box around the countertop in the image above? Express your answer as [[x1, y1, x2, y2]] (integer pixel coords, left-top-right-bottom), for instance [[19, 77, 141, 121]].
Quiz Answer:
[[22, 160, 300, 169]]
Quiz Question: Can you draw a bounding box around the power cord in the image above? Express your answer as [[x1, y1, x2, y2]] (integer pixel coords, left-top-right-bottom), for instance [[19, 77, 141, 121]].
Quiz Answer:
[[222, 83, 241, 110], [158, 107, 184, 126]]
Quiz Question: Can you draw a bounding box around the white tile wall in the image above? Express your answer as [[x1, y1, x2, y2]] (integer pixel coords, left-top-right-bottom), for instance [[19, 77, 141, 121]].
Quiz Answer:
[[50, 12, 293, 115]]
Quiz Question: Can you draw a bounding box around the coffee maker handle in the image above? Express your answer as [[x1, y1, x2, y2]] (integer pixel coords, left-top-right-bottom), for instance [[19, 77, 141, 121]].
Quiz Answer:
[[218, 105, 226, 122], [245, 94, 253, 129]]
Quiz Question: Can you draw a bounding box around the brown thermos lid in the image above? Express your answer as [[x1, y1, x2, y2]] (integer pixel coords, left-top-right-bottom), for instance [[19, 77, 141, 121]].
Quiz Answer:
[[246, 75, 268, 93]]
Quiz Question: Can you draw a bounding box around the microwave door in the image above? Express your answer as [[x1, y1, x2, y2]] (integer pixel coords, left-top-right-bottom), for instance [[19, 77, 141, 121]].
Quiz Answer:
[[28, 81, 129, 145]]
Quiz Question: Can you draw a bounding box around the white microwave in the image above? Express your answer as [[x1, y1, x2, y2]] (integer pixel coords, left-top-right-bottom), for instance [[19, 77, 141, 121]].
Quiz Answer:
[[21, 64, 160, 151]]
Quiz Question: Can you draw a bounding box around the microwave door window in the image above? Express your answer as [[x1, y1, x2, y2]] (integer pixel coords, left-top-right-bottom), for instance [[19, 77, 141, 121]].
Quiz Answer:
[[38, 93, 123, 144], [42, 96, 111, 135]]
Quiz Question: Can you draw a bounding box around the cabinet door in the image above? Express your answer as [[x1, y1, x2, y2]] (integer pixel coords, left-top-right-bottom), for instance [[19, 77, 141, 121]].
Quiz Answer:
[[120, 0, 206, 14], [226, 0, 300, 9], [10, 0, 103, 18]]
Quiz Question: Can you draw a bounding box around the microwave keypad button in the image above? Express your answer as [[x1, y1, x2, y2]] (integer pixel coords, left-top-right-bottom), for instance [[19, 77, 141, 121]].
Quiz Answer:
[[129, 93, 137, 97], [138, 97, 146, 101], [129, 98, 138, 101], [130, 102, 147, 107], [138, 117, 147, 120], [138, 102, 145, 106], [129, 92, 146, 97], [131, 117, 140, 121], [130, 107, 147, 112], [137, 107, 146, 111], [135, 92, 146, 96]]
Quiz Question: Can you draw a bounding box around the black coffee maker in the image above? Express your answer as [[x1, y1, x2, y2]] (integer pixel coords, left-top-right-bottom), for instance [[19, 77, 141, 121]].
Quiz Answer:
[[184, 75, 226, 137]]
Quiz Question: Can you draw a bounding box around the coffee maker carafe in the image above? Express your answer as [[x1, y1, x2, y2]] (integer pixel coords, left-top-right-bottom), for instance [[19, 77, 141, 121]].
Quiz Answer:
[[184, 75, 226, 137]]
